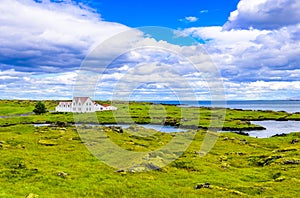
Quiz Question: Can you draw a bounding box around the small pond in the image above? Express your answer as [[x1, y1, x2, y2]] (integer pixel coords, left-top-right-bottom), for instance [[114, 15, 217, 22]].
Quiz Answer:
[[33, 123, 52, 127], [249, 121, 300, 138], [34, 123, 187, 133], [103, 124, 187, 133], [33, 121, 300, 138]]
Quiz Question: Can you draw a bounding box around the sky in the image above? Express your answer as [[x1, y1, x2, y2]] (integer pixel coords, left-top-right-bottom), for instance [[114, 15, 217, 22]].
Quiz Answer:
[[0, 0, 300, 100]]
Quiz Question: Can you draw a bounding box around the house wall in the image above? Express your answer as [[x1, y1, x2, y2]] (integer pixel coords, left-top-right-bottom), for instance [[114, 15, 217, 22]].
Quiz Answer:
[[55, 97, 118, 113], [72, 98, 94, 113]]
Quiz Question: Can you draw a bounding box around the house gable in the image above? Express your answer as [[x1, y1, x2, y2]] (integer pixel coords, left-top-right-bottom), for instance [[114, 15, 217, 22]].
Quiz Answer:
[[56, 97, 117, 113]]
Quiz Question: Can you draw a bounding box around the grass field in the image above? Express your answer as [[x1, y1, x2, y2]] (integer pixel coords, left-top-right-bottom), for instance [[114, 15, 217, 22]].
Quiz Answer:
[[0, 100, 300, 197]]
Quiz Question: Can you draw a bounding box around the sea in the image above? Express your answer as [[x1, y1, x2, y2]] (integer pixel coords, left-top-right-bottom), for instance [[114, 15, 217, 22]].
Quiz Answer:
[[149, 100, 300, 113]]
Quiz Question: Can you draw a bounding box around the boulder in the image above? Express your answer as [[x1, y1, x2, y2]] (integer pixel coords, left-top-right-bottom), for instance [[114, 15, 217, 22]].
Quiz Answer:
[[194, 182, 210, 189], [25, 193, 39, 198], [38, 139, 58, 146], [291, 139, 299, 144], [57, 171, 68, 178], [284, 160, 299, 165]]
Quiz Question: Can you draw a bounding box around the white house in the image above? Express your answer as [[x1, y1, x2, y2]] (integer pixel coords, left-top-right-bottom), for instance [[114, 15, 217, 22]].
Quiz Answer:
[[55, 97, 117, 113]]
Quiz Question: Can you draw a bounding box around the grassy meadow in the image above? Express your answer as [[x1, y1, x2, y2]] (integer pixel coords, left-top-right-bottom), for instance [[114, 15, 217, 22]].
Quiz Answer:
[[0, 100, 300, 197]]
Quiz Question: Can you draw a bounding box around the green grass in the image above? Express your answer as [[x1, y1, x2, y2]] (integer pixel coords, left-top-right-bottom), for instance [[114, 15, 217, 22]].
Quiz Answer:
[[0, 100, 300, 197], [0, 125, 299, 197]]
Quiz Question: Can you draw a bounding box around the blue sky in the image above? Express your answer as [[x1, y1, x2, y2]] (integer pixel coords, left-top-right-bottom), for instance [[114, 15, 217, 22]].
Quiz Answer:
[[96, 0, 240, 28], [0, 0, 300, 100]]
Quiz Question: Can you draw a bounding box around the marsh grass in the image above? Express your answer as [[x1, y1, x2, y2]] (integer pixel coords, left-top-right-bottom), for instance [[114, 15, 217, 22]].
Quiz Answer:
[[0, 100, 300, 197]]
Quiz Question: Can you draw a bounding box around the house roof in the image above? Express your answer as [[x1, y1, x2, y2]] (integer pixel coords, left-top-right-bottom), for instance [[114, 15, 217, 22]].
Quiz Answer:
[[59, 102, 72, 105], [73, 97, 90, 104]]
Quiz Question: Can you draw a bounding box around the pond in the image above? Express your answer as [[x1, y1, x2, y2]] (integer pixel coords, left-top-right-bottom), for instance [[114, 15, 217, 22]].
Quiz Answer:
[[33, 121, 300, 138], [103, 124, 187, 133], [34, 123, 187, 133], [249, 121, 300, 138]]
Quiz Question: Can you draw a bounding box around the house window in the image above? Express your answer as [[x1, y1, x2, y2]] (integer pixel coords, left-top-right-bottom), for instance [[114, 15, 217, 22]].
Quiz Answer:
[[73, 102, 76, 106], [79, 103, 81, 106]]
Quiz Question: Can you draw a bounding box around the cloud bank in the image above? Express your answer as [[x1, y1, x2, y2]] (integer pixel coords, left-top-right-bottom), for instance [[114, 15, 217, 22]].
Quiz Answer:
[[182, 0, 300, 99], [0, 0, 129, 99], [0, 0, 299, 100], [223, 0, 300, 30]]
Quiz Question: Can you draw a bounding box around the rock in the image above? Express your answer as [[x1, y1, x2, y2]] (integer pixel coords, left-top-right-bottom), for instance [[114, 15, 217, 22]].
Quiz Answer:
[[271, 133, 287, 137], [145, 163, 162, 171], [109, 126, 123, 133], [38, 139, 58, 146], [235, 131, 249, 136], [240, 139, 248, 144], [291, 139, 299, 144], [55, 121, 67, 127], [284, 160, 299, 165], [275, 176, 286, 182], [223, 137, 229, 140], [25, 193, 39, 198], [194, 182, 210, 189], [57, 171, 68, 178]]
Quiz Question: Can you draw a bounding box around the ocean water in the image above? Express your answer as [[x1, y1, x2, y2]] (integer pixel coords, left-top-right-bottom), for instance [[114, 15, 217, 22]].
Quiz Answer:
[[150, 100, 300, 113], [249, 121, 300, 138]]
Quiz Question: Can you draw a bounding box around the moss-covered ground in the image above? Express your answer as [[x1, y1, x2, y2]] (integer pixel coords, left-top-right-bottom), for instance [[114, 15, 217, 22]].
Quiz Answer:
[[0, 100, 300, 197]]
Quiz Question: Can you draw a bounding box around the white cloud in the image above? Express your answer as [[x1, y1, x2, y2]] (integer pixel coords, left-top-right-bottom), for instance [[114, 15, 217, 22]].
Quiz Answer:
[[182, 23, 300, 83], [224, 80, 300, 100], [185, 16, 198, 23], [200, 10, 208, 14], [0, 0, 129, 73], [0, 0, 131, 99], [180, 16, 198, 23], [223, 0, 300, 30], [1, 0, 299, 100]]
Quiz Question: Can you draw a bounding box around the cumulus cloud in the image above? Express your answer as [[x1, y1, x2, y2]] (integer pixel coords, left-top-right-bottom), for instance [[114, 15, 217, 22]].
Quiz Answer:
[[224, 80, 300, 100], [182, 24, 300, 83], [181, 0, 300, 99], [0, 0, 130, 99], [0, 0, 129, 74], [223, 0, 300, 30], [78, 36, 223, 101], [1, 0, 300, 100]]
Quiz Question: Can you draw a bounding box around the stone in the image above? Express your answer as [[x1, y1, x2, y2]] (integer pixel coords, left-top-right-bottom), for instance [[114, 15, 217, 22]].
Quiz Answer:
[[57, 171, 68, 178], [109, 126, 123, 133], [236, 131, 249, 136], [26, 193, 39, 198], [291, 139, 299, 144], [284, 160, 299, 165], [271, 133, 287, 137], [38, 139, 58, 146], [194, 182, 210, 189], [145, 163, 162, 171]]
